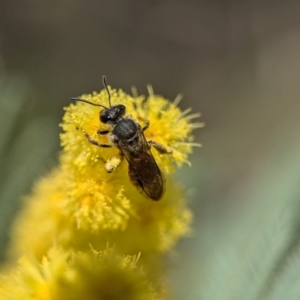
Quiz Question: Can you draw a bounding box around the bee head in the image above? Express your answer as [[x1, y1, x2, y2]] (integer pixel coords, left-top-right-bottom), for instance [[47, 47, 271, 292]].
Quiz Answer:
[[100, 105, 126, 125], [70, 76, 127, 125]]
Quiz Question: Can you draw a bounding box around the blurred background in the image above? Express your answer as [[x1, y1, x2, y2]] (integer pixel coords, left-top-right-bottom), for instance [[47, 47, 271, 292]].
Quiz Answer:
[[1, 1, 300, 299]]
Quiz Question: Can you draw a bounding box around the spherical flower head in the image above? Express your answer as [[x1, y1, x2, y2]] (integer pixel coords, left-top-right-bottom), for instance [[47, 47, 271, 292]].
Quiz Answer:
[[0, 247, 159, 300], [11, 167, 192, 260], [60, 86, 203, 174]]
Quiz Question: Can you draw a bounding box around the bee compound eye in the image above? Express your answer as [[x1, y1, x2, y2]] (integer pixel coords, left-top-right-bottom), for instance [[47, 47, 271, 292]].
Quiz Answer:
[[100, 110, 111, 123]]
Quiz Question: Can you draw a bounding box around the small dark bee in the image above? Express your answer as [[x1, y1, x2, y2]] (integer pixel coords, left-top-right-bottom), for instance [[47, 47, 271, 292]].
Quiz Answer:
[[70, 76, 171, 201]]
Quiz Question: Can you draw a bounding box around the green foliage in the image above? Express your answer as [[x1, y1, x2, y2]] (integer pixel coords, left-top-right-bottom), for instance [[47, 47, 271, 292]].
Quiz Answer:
[[0, 64, 58, 260]]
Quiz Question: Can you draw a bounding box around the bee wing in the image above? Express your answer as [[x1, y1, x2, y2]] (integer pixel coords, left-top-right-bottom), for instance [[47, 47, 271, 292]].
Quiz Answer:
[[120, 133, 165, 201]]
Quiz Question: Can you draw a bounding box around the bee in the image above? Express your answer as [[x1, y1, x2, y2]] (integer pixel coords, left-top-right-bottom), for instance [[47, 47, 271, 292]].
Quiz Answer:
[[70, 76, 172, 201]]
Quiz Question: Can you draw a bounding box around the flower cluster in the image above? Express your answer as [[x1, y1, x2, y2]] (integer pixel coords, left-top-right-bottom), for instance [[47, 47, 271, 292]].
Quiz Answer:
[[1, 84, 202, 299]]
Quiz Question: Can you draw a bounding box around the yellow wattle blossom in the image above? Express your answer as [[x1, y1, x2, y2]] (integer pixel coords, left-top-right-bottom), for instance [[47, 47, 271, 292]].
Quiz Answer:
[[11, 165, 192, 260], [60, 86, 203, 174], [0, 247, 159, 300]]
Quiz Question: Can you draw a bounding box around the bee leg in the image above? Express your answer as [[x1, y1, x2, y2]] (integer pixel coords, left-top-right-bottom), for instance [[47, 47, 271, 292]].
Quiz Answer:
[[138, 116, 149, 131], [148, 140, 172, 154], [84, 132, 112, 148], [97, 129, 109, 135], [105, 154, 124, 173]]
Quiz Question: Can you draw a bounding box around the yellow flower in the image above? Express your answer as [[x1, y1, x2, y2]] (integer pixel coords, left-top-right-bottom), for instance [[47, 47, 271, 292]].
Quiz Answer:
[[0, 247, 159, 300], [60, 86, 203, 174], [10, 166, 192, 260]]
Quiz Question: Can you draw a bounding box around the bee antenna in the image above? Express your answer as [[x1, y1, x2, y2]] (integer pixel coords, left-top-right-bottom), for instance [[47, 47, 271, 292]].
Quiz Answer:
[[70, 97, 107, 109], [102, 75, 111, 107]]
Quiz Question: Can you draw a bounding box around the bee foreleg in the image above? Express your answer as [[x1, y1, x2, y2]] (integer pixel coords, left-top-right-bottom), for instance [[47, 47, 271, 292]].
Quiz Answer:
[[137, 116, 149, 131], [148, 140, 172, 154], [105, 154, 124, 173], [84, 133, 112, 148], [97, 129, 110, 135]]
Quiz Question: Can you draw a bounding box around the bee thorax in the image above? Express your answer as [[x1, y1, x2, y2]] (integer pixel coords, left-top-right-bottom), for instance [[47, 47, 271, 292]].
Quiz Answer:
[[112, 119, 138, 141]]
